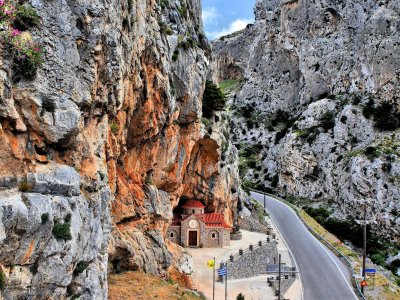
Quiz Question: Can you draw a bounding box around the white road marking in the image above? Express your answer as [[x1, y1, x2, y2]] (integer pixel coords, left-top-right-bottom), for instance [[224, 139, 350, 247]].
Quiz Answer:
[[265, 195, 359, 300], [267, 205, 305, 300]]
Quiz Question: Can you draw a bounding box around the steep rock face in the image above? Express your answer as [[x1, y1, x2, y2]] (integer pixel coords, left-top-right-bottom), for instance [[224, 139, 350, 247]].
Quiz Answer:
[[0, 165, 110, 299], [212, 0, 400, 240], [0, 0, 239, 298]]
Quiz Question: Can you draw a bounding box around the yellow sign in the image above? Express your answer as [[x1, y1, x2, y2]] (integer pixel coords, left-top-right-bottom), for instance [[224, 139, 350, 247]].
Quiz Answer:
[[207, 259, 215, 269]]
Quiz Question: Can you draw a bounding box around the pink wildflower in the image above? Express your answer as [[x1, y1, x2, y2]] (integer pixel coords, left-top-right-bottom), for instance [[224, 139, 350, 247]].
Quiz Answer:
[[11, 28, 20, 36]]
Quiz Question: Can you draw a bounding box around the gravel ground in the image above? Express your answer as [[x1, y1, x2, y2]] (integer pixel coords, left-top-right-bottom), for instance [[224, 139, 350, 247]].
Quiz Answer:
[[188, 228, 302, 300]]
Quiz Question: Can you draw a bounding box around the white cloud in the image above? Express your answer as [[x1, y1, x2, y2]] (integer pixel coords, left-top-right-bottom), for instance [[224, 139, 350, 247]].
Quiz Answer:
[[202, 7, 218, 26], [206, 18, 253, 40]]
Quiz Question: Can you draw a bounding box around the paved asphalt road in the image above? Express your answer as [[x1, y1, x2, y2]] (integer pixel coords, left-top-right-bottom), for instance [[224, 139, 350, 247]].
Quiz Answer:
[[251, 192, 359, 300]]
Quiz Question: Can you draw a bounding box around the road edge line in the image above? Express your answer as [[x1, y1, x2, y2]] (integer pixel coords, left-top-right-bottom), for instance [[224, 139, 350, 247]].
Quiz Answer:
[[250, 192, 304, 300], [251, 189, 366, 300]]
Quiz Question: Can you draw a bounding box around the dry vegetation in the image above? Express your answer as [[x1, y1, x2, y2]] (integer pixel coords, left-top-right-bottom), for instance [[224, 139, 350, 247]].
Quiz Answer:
[[299, 210, 400, 300], [108, 271, 203, 300]]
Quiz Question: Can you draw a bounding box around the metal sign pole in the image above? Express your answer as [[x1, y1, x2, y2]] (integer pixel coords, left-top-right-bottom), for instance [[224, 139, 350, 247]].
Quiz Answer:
[[278, 254, 281, 299], [362, 203, 367, 294], [225, 263, 228, 300], [213, 257, 215, 300]]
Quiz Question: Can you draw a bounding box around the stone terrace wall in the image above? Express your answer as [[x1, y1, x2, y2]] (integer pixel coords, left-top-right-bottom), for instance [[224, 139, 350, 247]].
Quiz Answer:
[[227, 239, 278, 279]]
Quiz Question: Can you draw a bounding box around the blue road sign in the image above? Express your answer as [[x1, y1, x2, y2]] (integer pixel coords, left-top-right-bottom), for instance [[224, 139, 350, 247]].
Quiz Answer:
[[365, 269, 376, 273], [218, 266, 227, 276]]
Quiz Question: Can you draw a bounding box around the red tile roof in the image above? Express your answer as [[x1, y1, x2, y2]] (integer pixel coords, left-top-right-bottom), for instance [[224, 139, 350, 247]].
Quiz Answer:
[[199, 213, 231, 229], [172, 211, 231, 229], [171, 215, 181, 226], [182, 199, 205, 209]]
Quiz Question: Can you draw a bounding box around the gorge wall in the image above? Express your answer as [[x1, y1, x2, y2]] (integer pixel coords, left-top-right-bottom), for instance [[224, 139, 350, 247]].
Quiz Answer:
[[0, 0, 239, 299], [212, 0, 400, 241]]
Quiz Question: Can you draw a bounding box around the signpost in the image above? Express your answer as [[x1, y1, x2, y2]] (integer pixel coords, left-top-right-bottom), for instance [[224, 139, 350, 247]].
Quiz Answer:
[[355, 198, 374, 295], [207, 258, 216, 300], [217, 263, 228, 300], [365, 268, 376, 278], [361, 280, 368, 287], [266, 254, 299, 300]]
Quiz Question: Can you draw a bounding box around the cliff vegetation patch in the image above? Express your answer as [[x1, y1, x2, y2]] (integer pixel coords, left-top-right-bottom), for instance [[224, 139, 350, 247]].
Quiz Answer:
[[52, 222, 72, 241], [0, 267, 5, 291], [0, 0, 43, 80], [202, 80, 226, 118]]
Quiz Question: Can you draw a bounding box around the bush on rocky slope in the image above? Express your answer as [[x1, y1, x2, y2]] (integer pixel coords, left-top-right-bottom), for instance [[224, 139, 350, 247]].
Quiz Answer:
[[363, 100, 400, 131], [52, 222, 72, 241], [303, 206, 400, 274], [0, 0, 43, 80], [202, 80, 226, 118], [0, 268, 5, 290]]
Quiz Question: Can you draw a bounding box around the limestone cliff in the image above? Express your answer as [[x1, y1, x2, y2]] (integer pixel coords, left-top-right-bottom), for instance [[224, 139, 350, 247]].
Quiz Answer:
[[212, 0, 400, 240], [0, 0, 239, 299]]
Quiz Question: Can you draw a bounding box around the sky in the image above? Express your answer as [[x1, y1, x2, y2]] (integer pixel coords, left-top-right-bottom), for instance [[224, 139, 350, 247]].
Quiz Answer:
[[201, 0, 256, 40]]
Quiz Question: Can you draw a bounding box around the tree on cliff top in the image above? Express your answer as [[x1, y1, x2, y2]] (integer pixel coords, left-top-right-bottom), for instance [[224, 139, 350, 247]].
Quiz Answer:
[[202, 80, 226, 118]]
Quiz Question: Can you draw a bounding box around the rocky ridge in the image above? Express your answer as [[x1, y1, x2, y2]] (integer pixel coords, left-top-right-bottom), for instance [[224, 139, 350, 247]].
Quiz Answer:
[[0, 0, 239, 299], [212, 0, 400, 241]]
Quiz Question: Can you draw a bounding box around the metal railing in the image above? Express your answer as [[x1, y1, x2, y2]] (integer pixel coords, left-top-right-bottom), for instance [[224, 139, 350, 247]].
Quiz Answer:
[[252, 190, 366, 300]]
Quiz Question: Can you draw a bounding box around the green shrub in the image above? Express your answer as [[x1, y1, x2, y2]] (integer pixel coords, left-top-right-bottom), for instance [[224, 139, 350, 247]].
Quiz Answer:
[[41, 213, 49, 224], [13, 55, 42, 81], [19, 176, 33, 192], [364, 146, 380, 160], [158, 0, 169, 9], [382, 162, 392, 173], [165, 27, 173, 35], [271, 109, 290, 127], [30, 262, 38, 275], [52, 223, 72, 241], [109, 120, 119, 134], [187, 37, 196, 48], [371, 253, 386, 266], [64, 213, 72, 223], [158, 19, 173, 35], [127, 0, 133, 12], [0, 268, 5, 290], [296, 126, 320, 145], [320, 111, 336, 131], [395, 277, 400, 287], [271, 174, 279, 188], [71, 293, 82, 300], [172, 49, 179, 61], [373, 102, 400, 131], [178, 5, 187, 17], [315, 215, 325, 225], [362, 98, 375, 119], [236, 293, 245, 300], [202, 81, 226, 118], [73, 261, 89, 275], [236, 104, 255, 119], [144, 173, 154, 185], [166, 277, 175, 285], [0, 2, 44, 81], [122, 17, 130, 30], [14, 5, 41, 31], [247, 158, 257, 169]]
